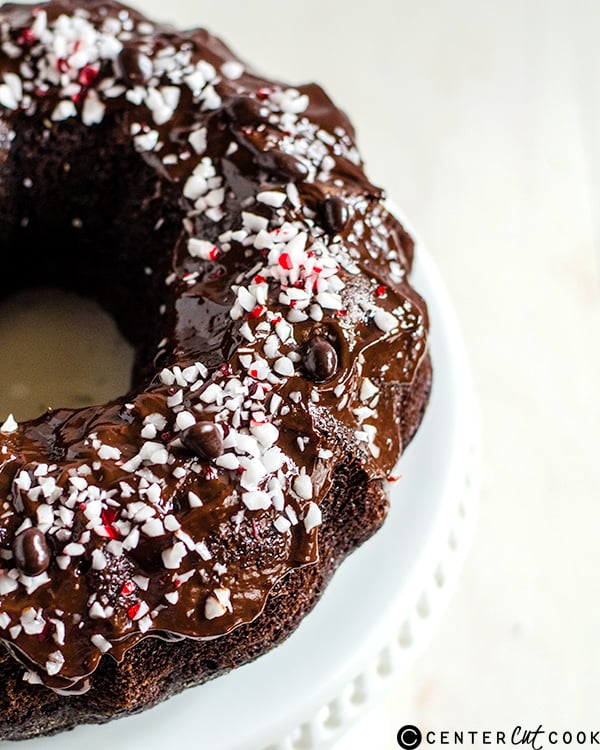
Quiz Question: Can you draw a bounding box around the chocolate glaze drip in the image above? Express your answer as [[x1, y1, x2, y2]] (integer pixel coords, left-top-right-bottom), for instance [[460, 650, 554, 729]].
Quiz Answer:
[[0, 0, 429, 692]]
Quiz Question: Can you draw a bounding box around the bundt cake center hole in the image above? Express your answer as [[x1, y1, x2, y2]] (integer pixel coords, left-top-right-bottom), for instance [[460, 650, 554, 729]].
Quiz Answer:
[[0, 287, 134, 422], [0, 119, 186, 402]]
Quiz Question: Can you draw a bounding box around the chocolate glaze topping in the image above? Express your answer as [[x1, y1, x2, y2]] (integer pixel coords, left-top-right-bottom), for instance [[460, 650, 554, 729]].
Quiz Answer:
[[0, 0, 429, 692]]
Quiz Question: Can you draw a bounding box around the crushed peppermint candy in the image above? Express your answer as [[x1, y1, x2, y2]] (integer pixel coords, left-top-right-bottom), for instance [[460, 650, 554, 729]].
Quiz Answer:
[[0, 413, 18, 433]]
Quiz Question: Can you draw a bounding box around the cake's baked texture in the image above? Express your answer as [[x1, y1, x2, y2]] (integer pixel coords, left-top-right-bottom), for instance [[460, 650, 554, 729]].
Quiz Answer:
[[0, 1, 431, 739]]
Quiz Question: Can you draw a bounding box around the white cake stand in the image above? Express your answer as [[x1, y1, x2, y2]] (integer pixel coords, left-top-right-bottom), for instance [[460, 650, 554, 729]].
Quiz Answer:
[[9, 216, 480, 750]]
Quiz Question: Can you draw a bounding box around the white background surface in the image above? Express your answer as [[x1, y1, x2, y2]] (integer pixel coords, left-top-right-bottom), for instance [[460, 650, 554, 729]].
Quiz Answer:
[[134, 0, 600, 747], [8, 0, 600, 746]]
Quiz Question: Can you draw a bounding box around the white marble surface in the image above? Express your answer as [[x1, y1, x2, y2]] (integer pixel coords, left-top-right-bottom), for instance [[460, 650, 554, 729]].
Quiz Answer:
[[7, 0, 600, 746]]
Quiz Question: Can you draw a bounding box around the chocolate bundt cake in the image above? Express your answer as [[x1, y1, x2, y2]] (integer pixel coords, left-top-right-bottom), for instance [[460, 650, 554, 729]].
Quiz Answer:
[[0, 0, 431, 739]]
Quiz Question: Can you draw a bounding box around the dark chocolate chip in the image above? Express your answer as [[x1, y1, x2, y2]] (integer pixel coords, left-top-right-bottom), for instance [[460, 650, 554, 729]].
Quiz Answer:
[[320, 195, 349, 235], [116, 47, 153, 85], [256, 149, 309, 182], [225, 96, 264, 126], [304, 337, 338, 383], [76, 557, 92, 576], [13, 528, 50, 576], [181, 421, 224, 459], [270, 152, 309, 181]]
